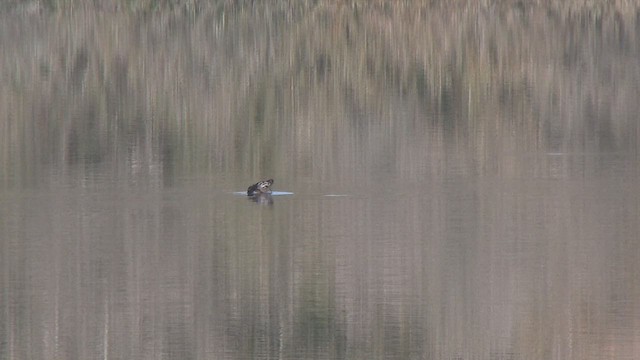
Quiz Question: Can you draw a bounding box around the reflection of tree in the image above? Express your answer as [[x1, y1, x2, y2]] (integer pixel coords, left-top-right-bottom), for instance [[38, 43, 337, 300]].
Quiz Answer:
[[0, 2, 638, 186]]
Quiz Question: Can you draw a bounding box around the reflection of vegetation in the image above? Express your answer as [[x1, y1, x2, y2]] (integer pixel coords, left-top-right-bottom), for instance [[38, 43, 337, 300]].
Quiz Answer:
[[294, 268, 339, 351], [0, 2, 638, 185]]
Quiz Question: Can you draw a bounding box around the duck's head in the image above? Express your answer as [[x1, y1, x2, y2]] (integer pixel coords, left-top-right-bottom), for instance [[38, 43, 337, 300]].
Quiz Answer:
[[256, 179, 273, 193], [247, 179, 274, 196]]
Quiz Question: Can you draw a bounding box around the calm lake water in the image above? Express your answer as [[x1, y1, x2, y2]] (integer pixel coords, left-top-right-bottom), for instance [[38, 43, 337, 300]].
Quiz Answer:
[[1, 2, 639, 359]]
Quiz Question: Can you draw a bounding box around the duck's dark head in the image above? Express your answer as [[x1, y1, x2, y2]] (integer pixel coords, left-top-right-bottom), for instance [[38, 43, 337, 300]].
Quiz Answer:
[[247, 179, 274, 196]]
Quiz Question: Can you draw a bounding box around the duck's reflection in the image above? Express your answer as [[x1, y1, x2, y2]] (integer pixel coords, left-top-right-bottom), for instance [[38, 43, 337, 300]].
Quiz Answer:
[[248, 193, 274, 205]]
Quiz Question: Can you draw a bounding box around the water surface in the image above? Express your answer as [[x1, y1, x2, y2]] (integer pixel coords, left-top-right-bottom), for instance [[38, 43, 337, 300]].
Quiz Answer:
[[1, 2, 639, 359]]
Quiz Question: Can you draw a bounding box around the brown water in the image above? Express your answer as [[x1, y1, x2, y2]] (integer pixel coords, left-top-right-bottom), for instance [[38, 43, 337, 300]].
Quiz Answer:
[[1, 3, 639, 360]]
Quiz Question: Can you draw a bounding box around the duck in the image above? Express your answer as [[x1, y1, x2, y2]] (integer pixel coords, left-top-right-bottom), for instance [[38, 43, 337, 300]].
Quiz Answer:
[[247, 179, 274, 196]]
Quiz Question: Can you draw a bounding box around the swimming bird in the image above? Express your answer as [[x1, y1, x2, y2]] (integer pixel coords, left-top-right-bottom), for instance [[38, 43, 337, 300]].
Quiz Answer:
[[247, 179, 274, 196]]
